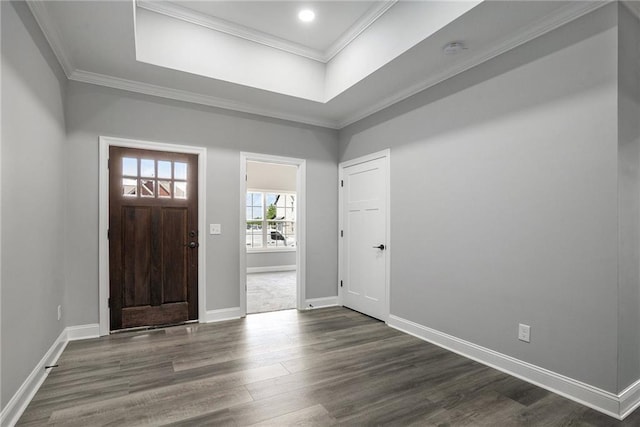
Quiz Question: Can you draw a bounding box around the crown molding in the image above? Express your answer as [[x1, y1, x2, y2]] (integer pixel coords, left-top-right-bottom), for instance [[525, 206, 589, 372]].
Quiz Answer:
[[324, 1, 397, 61], [26, 0, 74, 77], [25, 0, 612, 132], [69, 69, 339, 129], [136, 0, 326, 62], [136, 0, 395, 64], [338, 0, 611, 128]]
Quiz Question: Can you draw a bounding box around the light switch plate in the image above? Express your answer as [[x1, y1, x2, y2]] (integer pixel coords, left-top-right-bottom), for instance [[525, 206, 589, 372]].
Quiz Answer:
[[518, 323, 531, 343], [210, 224, 221, 235]]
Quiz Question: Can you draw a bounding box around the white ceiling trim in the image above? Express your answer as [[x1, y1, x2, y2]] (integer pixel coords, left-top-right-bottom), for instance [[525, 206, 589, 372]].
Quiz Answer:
[[337, 0, 611, 128], [135, 0, 396, 64], [69, 69, 340, 129], [136, 0, 325, 62], [323, 1, 397, 62], [26, 0, 74, 78], [26, 0, 338, 128], [26, 0, 612, 131]]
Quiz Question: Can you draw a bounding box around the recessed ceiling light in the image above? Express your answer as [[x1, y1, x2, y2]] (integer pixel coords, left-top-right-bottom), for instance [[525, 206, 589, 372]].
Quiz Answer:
[[443, 42, 467, 55], [298, 9, 315, 23]]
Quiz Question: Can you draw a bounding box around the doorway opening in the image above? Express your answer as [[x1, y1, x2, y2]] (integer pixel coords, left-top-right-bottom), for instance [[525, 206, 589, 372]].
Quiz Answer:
[[240, 153, 306, 316]]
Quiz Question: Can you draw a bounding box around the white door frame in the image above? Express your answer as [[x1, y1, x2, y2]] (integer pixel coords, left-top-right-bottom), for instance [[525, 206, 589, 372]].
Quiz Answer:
[[338, 149, 391, 322], [98, 136, 207, 336], [239, 152, 306, 316]]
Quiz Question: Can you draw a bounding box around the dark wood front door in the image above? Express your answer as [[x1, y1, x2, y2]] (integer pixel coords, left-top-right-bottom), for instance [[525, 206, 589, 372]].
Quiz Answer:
[[109, 146, 198, 330]]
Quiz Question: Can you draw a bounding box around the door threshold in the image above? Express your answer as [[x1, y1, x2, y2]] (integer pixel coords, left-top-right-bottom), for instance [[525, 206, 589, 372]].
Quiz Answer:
[[110, 319, 198, 334]]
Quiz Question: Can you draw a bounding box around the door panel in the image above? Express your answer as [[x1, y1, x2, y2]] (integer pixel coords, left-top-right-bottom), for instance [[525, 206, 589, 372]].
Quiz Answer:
[[122, 206, 152, 307], [109, 146, 198, 330], [342, 155, 388, 321], [162, 208, 188, 303]]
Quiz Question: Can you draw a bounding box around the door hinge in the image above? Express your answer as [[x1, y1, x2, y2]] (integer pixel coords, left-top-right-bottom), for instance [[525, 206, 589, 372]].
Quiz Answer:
[[245, 174, 247, 181], [340, 280, 343, 288], [340, 230, 343, 237], [108, 298, 111, 308], [107, 229, 110, 240], [341, 180, 343, 187], [107, 158, 110, 169]]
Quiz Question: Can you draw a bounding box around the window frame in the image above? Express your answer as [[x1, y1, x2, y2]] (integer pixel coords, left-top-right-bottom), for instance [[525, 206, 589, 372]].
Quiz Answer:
[[246, 188, 297, 253]]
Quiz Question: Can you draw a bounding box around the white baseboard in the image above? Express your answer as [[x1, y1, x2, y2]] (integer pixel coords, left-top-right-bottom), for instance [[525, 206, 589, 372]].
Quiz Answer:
[[247, 265, 296, 274], [620, 378, 640, 419], [305, 296, 339, 309], [0, 323, 99, 427], [204, 307, 242, 323], [388, 314, 640, 420], [66, 323, 100, 341]]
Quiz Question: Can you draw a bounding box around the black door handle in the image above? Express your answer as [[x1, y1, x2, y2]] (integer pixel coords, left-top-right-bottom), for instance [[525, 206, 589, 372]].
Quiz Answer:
[[187, 241, 199, 249], [373, 244, 385, 250]]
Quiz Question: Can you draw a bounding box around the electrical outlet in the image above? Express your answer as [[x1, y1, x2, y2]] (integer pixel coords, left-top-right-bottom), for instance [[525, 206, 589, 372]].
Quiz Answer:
[[57, 305, 62, 321], [210, 224, 221, 235], [518, 323, 530, 343]]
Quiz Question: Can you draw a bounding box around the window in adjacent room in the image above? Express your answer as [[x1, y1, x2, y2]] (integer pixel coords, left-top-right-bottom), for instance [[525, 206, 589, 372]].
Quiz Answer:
[[246, 191, 296, 250]]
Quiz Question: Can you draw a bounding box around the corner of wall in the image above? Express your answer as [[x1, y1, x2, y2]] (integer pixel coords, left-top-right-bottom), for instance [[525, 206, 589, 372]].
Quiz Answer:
[[0, 324, 99, 427], [617, 0, 640, 396]]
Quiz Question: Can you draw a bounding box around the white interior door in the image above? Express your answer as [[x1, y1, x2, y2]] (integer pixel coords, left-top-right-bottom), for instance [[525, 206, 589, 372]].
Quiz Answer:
[[340, 151, 389, 321]]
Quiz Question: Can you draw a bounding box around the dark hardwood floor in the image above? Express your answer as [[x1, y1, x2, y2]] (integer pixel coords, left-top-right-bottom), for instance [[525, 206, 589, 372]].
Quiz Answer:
[[17, 307, 640, 426]]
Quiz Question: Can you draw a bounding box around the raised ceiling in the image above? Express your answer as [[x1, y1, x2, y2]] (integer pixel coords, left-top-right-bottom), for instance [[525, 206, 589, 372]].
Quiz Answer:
[[27, 1, 608, 129], [158, 1, 391, 58]]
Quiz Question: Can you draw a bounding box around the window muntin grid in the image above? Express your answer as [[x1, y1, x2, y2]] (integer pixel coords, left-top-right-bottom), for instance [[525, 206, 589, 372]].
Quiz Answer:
[[122, 157, 187, 200]]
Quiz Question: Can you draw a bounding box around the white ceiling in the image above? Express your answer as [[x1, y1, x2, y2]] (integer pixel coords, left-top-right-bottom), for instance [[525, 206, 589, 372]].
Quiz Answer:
[[137, 0, 396, 62], [27, 1, 608, 129], [174, 1, 384, 53]]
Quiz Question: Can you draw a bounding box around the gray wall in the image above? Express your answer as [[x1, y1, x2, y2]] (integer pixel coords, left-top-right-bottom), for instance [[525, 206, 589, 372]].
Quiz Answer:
[[1, 1, 68, 408], [247, 251, 296, 269], [64, 81, 338, 323], [339, 5, 621, 392], [617, 2, 640, 392]]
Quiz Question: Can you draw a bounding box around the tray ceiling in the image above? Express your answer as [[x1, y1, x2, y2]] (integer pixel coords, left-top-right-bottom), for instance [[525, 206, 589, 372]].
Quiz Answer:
[[26, 1, 608, 129]]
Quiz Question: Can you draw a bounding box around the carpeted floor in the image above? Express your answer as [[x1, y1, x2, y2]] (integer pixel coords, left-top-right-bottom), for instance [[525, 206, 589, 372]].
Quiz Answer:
[[247, 271, 297, 314]]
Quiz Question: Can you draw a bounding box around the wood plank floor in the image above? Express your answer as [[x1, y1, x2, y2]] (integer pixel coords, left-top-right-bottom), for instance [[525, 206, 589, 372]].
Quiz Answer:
[[17, 307, 640, 426]]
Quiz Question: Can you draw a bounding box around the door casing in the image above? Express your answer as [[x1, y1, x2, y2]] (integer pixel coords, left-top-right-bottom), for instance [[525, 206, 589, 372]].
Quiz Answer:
[[239, 152, 306, 315], [99, 136, 207, 336], [339, 149, 391, 322]]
